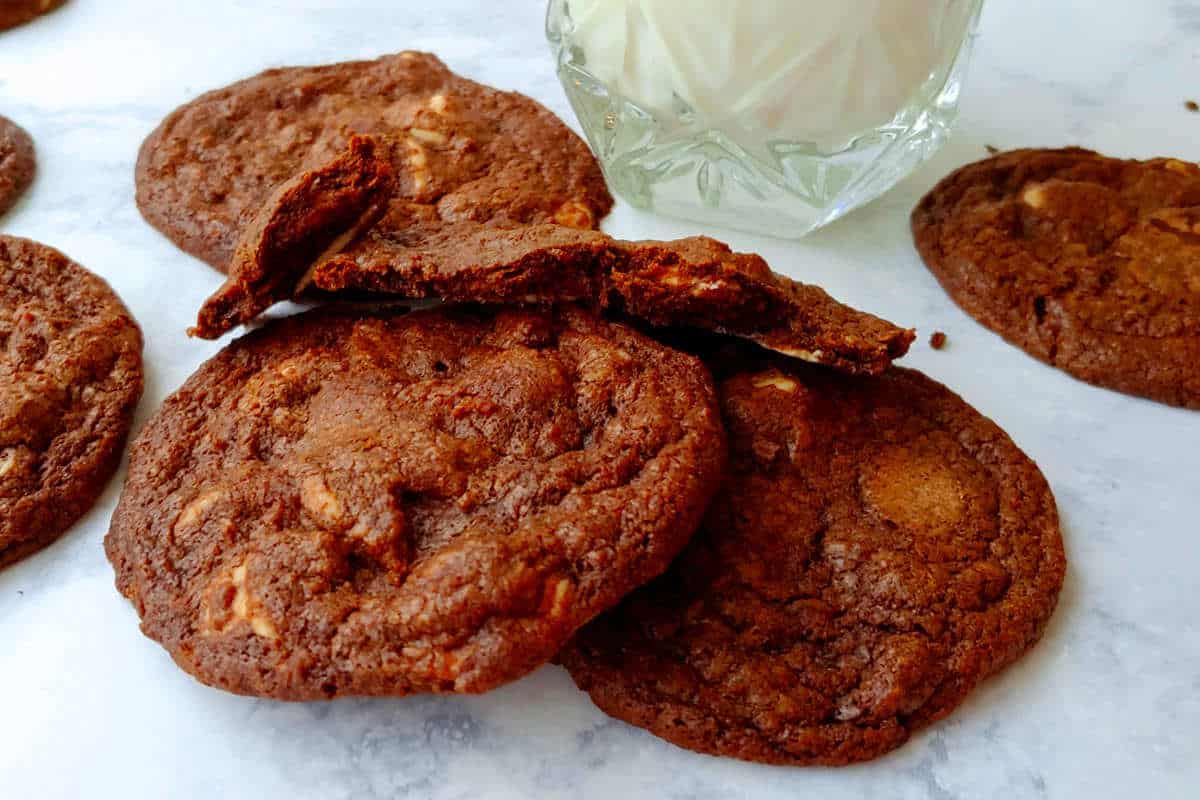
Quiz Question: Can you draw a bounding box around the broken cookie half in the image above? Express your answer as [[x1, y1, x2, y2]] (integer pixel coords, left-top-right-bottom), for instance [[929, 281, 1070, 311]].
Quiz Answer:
[[194, 138, 914, 376]]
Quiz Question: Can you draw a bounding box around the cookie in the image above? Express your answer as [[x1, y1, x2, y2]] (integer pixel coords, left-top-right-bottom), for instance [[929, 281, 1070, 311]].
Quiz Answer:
[[0, 0, 65, 32], [192, 140, 913, 375], [188, 135, 396, 337], [601, 237, 913, 375], [913, 147, 1200, 409], [313, 225, 913, 375], [561, 357, 1066, 766], [1, 236, 144, 568], [135, 51, 612, 272], [0, 116, 36, 218], [105, 306, 725, 699]]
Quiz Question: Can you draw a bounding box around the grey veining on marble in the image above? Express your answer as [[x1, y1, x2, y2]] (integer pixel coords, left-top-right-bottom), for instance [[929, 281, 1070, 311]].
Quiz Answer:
[[1, 2, 1198, 798]]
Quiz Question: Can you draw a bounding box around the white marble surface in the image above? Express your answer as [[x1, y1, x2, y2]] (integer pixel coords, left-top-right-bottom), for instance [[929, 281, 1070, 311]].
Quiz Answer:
[[1, 1, 1198, 798]]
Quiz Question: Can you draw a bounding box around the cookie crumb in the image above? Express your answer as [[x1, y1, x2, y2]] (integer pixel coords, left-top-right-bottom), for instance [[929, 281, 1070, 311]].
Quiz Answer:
[[985, 145, 1000, 155], [930, 331, 948, 350], [1186, 100, 1199, 113]]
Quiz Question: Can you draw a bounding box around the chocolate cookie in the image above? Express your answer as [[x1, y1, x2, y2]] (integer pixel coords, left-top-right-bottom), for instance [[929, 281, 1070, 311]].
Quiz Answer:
[[561, 357, 1066, 766], [1, 236, 144, 568], [136, 52, 612, 272], [313, 226, 913, 375], [189, 135, 396, 337], [913, 148, 1200, 409], [105, 306, 725, 699], [192, 140, 912, 374], [0, 116, 35, 218], [0, 0, 65, 32]]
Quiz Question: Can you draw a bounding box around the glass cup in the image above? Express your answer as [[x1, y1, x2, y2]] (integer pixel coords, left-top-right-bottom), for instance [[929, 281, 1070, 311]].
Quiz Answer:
[[547, 0, 985, 238]]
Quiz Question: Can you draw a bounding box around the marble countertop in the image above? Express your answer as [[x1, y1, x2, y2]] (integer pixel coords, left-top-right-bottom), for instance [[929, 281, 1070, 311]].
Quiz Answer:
[[2, 2, 1198, 798]]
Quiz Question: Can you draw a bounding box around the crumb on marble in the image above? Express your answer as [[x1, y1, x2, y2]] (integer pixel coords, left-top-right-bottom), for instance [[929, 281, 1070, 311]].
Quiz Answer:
[[1186, 100, 1199, 113], [930, 331, 948, 350]]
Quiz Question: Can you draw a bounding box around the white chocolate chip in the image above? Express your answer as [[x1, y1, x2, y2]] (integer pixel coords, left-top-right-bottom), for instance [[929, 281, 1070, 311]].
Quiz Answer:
[[403, 137, 431, 191], [772, 346, 825, 364], [301, 475, 344, 525], [752, 374, 799, 393], [229, 564, 251, 619], [428, 93, 448, 114], [231, 564, 279, 639], [205, 561, 278, 640], [277, 358, 302, 379], [175, 489, 222, 531], [408, 127, 448, 145], [1021, 183, 1048, 209], [298, 203, 391, 291], [249, 617, 277, 638], [399, 645, 463, 682], [552, 200, 596, 229], [544, 579, 573, 619], [1165, 159, 1195, 175], [346, 520, 372, 545], [836, 702, 863, 722], [691, 279, 727, 296]]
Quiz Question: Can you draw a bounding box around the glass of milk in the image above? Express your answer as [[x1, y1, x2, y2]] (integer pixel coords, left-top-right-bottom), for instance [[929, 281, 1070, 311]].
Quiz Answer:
[[547, 0, 985, 237]]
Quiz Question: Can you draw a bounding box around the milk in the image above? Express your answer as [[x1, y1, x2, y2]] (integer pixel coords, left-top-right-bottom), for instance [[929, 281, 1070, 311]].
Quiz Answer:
[[567, 0, 978, 147]]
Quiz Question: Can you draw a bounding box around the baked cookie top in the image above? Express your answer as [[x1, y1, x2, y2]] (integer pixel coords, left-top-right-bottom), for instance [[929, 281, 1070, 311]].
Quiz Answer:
[[1, 236, 143, 568], [106, 306, 725, 700], [135, 52, 612, 272], [0, 116, 35, 218], [561, 357, 1066, 766], [913, 147, 1200, 409]]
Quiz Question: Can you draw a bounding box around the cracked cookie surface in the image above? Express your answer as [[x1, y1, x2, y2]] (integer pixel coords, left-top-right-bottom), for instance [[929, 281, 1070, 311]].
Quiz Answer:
[[1, 236, 144, 568], [561, 357, 1065, 766], [105, 306, 724, 699], [0, 116, 35, 218], [913, 147, 1200, 409], [135, 51, 612, 272]]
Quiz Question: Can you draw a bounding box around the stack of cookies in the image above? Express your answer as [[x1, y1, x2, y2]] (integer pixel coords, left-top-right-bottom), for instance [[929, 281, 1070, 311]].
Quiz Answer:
[[90, 52, 1073, 767]]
